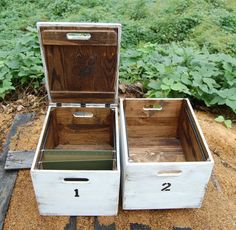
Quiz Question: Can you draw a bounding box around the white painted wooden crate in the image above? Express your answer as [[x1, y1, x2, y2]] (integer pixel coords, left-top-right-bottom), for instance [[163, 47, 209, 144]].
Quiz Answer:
[[31, 22, 121, 216], [120, 98, 214, 210]]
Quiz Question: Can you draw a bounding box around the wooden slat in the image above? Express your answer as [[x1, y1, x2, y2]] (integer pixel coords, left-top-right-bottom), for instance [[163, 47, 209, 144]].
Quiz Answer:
[[55, 144, 113, 150], [54, 107, 113, 125], [128, 137, 181, 147], [58, 125, 112, 145], [124, 100, 183, 117], [42, 30, 117, 46], [127, 125, 178, 138], [51, 92, 115, 103], [178, 103, 205, 161], [4, 150, 35, 170], [64, 216, 77, 230], [129, 147, 185, 162], [126, 117, 178, 126]]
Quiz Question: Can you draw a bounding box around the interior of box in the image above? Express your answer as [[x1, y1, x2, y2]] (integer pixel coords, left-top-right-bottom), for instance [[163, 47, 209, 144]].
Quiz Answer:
[[38, 107, 116, 170], [124, 99, 209, 162]]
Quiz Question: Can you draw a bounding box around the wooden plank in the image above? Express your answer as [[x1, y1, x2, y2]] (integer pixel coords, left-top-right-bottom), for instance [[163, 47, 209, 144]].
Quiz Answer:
[[42, 30, 117, 46], [54, 107, 113, 125], [128, 137, 181, 147], [126, 116, 178, 126], [129, 145, 186, 163], [124, 100, 183, 118], [178, 104, 205, 161], [0, 113, 35, 230], [127, 125, 178, 138], [64, 216, 77, 230], [130, 223, 151, 230], [51, 92, 115, 103], [4, 150, 35, 170], [55, 144, 113, 150], [173, 227, 192, 230]]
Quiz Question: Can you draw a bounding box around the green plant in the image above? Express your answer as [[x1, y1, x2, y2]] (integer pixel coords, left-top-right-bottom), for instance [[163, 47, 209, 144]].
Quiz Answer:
[[0, 27, 43, 99], [0, 0, 236, 101], [120, 43, 236, 113], [215, 115, 233, 128]]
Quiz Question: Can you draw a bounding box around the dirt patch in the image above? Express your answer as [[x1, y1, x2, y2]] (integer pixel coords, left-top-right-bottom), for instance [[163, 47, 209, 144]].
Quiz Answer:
[[0, 113, 14, 152], [9, 115, 45, 151], [4, 170, 69, 230], [0, 94, 46, 152], [196, 111, 236, 166], [2, 110, 236, 230]]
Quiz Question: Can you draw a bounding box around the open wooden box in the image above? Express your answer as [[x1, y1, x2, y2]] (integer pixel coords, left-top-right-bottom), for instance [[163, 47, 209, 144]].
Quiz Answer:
[[120, 98, 214, 209], [41, 107, 116, 170], [31, 22, 121, 216]]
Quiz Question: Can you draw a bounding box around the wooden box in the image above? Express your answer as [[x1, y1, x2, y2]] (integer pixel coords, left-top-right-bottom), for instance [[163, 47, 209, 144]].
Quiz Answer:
[[31, 22, 121, 216], [120, 98, 214, 209]]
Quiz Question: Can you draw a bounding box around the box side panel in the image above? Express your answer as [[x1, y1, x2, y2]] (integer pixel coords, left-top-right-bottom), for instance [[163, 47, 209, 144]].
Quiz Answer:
[[31, 106, 51, 170], [119, 99, 129, 203], [31, 170, 120, 216], [123, 162, 213, 209]]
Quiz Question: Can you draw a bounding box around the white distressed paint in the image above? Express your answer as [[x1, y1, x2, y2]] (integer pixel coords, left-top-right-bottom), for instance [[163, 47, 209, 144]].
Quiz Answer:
[[31, 170, 120, 215], [119, 98, 214, 210], [31, 106, 120, 216]]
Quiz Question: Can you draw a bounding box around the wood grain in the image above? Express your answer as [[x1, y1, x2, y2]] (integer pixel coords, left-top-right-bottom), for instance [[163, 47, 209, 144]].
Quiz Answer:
[[40, 26, 119, 103], [42, 30, 117, 46], [43, 107, 115, 148], [55, 144, 113, 150], [124, 100, 182, 118], [124, 99, 209, 162], [177, 102, 207, 161], [5, 150, 35, 170]]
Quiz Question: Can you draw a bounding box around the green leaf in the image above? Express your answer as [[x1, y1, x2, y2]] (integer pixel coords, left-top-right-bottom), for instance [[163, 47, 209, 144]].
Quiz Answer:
[[224, 120, 232, 129], [6, 60, 19, 69], [170, 82, 188, 92], [162, 78, 174, 86], [225, 99, 236, 112], [215, 115, 224, 123], [202, 78, 216, 89], [148, 81, 159, 90], [160, 84, 170, 90]]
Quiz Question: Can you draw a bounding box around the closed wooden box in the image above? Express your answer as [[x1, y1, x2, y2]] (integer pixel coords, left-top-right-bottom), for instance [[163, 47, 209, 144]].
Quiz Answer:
[[120, 98, 214, 209], [31, 22, 121, 216]]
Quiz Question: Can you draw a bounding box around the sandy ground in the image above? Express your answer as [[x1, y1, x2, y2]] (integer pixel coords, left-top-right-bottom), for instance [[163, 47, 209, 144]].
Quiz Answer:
[[1, 105, 236, 229]]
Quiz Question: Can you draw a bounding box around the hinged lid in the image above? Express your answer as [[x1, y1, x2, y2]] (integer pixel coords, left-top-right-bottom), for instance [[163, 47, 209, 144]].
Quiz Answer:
[[38, 22, 121, 104]]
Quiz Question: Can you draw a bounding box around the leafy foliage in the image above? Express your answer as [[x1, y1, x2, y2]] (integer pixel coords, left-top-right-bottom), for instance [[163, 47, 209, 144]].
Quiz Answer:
[[120, 43, 236, 113], [0, 0, 235, 115], [215, 115, 233, 128], [0, 27, 43, 98]]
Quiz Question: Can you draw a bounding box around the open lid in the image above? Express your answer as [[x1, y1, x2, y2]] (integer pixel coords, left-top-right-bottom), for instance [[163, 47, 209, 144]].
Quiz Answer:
[[37, 22, 121, 104]]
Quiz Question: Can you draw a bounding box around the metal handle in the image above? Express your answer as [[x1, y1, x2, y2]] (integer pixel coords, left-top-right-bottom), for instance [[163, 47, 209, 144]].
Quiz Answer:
[[157, 170, 182, 177], [73, 112, 93, 118], [66, 32, 91, 40], [143, 104, 163, 111]]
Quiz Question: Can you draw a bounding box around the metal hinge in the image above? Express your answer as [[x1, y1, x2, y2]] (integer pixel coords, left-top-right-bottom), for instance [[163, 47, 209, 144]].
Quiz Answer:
[[49, 103, 117, 108]]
